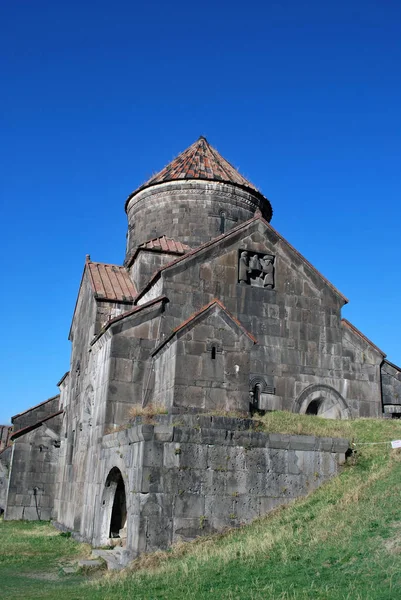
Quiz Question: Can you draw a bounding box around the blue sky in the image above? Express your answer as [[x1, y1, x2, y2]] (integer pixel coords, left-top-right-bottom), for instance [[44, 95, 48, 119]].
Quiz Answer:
[[1, 0, 400, 423]]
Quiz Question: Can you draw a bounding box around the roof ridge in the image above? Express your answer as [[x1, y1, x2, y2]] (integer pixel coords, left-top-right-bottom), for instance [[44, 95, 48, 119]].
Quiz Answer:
[[134, 214, 348, 305], [90, 296, 168, 346], [125, 137, 267, 209], [341, 318, 386, 356], [12, 395, 60, 421], [151, 299, 257, 356]]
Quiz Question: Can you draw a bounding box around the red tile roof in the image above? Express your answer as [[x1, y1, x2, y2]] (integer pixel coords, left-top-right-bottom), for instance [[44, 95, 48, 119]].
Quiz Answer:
[[126, 136, 267, 207], [86, 258, 137, 302], [139, 236, 191, 255]]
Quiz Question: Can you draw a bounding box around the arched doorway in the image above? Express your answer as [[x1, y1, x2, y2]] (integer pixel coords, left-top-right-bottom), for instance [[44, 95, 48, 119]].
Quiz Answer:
[[109, 475, 126, 538], [294, 384, 351, 419], [99, 467, 127, 545]]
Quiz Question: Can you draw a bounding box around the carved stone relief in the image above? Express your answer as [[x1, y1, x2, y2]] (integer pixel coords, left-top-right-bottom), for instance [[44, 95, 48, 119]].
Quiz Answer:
[[238, 250, 275, 288]]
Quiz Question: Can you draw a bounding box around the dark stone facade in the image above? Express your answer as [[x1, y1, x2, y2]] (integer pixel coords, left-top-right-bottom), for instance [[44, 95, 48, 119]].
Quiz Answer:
[[1, 137, 399, 564]]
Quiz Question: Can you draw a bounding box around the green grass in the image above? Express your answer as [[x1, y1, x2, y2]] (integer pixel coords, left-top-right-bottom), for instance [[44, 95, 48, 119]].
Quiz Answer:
[[3, 412, 401, 599]]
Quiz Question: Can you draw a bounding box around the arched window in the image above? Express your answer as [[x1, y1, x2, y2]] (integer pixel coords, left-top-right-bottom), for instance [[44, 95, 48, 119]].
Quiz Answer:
[[211, 345, 217, 360]]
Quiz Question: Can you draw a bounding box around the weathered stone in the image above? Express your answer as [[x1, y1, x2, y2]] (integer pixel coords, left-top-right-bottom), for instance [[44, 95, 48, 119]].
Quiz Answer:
[[2, 134, 394, 565]]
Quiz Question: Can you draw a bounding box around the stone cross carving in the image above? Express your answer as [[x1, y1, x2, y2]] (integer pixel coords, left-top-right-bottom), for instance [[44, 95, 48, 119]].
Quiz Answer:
[[238, 251, 275, 288]]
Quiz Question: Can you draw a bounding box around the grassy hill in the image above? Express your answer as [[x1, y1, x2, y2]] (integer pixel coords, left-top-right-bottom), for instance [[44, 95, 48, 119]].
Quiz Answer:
[[2, 412, 401, 599]]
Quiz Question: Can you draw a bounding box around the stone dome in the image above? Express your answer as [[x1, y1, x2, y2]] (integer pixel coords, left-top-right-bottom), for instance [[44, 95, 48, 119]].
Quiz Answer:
[[125, 137, 273, 262]]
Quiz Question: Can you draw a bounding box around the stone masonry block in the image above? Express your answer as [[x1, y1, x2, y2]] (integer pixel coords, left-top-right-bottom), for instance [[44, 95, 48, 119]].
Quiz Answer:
[[176, 444, 208, 470], [174, 493, 205, 518], [245, 447, 270, 473], [153, 425, 174, 442], [173, 517, 216, 542], [288, 435, 317, 451], [139, 493, 174, 518], [140, 467, 163, 493], [142, 442, 164, 468], [267, 434, 291, 449], [232, 494, 260, 522], [204, 495, 234, 527]]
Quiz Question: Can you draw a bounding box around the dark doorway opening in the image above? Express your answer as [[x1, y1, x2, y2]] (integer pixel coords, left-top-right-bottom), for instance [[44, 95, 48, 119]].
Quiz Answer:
[[107, 469, 127, 538], [306, 400, 320, 415], [250, 384, 266, 417]]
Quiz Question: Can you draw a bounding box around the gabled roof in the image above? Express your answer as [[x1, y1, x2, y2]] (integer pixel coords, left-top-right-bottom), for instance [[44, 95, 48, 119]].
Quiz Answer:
[[139, 236, 191, 255], [10, 410, 63, 441], [152, 299, 257, 356], [90, 296, 168, 346], [126, 236, 191, 268], [69, 257, 137, 341], [341, 319, 386, 357], [135, 213, 349, 305], [86, 256, 137, 302], [11, 395, 60, 421], [126, 136, 270, 209]]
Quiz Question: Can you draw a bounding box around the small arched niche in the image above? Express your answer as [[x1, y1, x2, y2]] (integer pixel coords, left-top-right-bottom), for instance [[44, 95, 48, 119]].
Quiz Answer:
[[99, 467, 127, 545]]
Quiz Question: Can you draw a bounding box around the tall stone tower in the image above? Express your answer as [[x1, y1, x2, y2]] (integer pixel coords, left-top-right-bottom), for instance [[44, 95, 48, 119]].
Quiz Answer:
[[124, 136, 273, 264]]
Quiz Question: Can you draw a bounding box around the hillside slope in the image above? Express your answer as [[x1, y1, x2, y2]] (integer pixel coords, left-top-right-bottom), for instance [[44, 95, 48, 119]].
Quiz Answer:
[[2, 413, 401, 600]]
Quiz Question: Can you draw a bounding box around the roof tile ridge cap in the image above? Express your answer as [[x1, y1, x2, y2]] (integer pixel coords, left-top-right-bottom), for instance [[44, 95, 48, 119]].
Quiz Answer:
[[206, 142, 241, 182], [90, 295, 168, 346], [207, 141, 257, 189], [89, 260, 126, 269], [134, 215, 260, 302], [341, 318, 386, 356], [264, 220, 349, 304], [85, 257, 98, 295]]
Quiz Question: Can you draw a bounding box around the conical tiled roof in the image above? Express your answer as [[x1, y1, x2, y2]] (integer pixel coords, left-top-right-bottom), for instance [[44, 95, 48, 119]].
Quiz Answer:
[[126, 137, 265, 206]]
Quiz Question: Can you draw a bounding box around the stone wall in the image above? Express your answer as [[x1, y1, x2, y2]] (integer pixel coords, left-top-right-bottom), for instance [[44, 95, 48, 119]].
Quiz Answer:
[[0, 446, 12, 512], [129, 250, 184, 294], [381, 360, 401, 417], [140, 218, 381, 419], [0, 425, 12, 451], [55, 299, 166, 534], [12, 395, 60, 432], [5, 413, 62, 520], [125, 180, 270, 261], [80, 415, 348, 560], [152, 303, 254, 413]]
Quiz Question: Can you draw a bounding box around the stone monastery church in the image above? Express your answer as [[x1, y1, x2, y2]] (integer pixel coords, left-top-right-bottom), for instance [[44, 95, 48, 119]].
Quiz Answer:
[[1, 137, 401, 564]]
